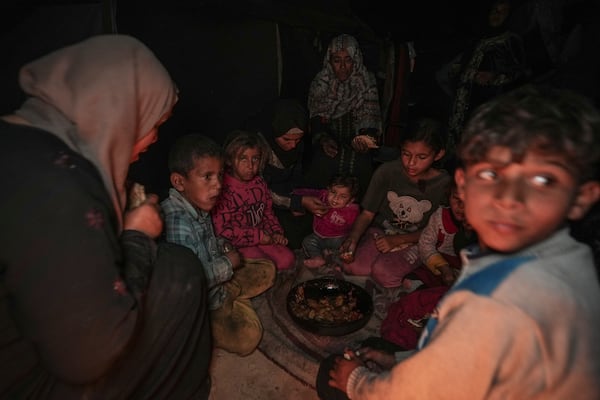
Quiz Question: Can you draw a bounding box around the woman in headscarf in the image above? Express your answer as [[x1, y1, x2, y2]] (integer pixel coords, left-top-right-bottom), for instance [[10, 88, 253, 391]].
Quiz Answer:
[[245, 98, 328, 249], [0, 34, 212, 399], [305, 34, 383, 201]]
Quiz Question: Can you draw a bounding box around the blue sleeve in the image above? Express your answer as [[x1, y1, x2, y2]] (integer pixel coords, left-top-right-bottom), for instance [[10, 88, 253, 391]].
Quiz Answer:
[[163, 213, 233, 290]]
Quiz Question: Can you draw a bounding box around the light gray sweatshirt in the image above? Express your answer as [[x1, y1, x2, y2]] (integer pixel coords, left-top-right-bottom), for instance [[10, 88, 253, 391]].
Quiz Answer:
[[348, 228, 600, 399]]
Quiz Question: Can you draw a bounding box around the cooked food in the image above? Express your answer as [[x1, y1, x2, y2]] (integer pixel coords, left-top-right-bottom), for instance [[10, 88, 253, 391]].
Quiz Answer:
[[339, 251, 354, 263], [289, 285, 364, 324], [128, 182, 147, 209]]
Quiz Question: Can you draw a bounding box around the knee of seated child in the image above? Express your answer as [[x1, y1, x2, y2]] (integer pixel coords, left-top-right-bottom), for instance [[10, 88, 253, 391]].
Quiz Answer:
[[211, 301, 263, 356], [277, 246, 296, 270]]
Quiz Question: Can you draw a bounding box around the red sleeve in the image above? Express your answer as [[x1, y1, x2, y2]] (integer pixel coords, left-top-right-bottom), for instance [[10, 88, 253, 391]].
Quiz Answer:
[[257, 177, 285, 235]]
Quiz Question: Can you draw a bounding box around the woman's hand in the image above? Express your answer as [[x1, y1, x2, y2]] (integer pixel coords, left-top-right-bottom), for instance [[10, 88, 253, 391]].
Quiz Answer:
[[328, 355, 362, 393], [301, 196, 329, 217], [123, 194, 163, 239], [321, 137, 338, 158], [352, 130, 379, 153], [351, 136, 370, 153]]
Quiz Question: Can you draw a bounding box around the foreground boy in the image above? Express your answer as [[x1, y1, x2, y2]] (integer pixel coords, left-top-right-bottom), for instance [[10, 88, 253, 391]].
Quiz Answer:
[[161, 134, 275, 356], [324, 85, 600, 399]]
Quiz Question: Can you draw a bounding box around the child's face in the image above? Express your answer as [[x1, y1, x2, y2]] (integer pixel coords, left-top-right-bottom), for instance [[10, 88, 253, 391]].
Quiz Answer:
[[230, 146, 261, 182], [455, 146, 600, 253], [171, 156, 223, 212], [400, 140, 444, 180], [326, 185, 354, 209], [448, 188, 465, 222]]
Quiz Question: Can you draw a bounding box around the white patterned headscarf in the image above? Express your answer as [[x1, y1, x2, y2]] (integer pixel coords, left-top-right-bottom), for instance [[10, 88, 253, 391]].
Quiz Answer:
[[15, 34, 178, 229], [308, 34, 381, 133]]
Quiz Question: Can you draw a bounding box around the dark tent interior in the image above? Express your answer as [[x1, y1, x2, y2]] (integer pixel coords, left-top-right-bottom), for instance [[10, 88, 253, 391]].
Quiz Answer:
[[2, 0, 598, 198]]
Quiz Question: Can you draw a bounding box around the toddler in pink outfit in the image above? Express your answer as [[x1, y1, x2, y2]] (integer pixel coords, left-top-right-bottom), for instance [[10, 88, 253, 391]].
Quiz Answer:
[[299, 175, 360, 268]]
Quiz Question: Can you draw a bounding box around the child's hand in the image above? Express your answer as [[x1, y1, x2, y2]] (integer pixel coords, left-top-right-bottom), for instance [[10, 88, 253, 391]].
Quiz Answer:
[[339, 238, 357, 265], [329, 355, 362, 394], [123, 194, 163, 239], [272, 232, 288, 246], [225, 249, 242, 270], [260, 231, 272, 245], [438, 264, 456, 286], [356, 346, 396, 370], [373, 232, 395, 253], [339, 237, 357, 258]]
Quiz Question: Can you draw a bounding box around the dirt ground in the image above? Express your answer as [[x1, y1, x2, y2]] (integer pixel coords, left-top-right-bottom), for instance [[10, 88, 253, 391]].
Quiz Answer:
[[208, 347, 318, 400]]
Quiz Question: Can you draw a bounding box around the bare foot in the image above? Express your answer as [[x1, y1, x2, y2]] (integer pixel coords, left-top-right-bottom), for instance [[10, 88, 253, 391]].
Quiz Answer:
[[303, 256, 326, 268]]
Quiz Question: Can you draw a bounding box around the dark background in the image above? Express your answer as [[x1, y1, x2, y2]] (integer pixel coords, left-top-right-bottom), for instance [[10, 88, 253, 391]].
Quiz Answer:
[[1, 0, 598, 198]]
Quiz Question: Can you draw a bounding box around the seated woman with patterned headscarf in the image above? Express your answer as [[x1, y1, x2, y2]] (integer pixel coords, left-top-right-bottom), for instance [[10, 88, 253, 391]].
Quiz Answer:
[[305, 34, 383, 201]]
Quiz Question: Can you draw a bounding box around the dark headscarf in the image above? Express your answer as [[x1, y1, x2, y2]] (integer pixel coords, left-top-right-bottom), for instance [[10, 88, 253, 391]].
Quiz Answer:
[[474, 0, 513, 38], [248, 98, 307, 168], [271, 98, 308, 138]]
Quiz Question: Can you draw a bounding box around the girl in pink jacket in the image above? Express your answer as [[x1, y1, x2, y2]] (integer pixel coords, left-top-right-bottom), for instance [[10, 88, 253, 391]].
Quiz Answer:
[[212, 130, 295, 270]]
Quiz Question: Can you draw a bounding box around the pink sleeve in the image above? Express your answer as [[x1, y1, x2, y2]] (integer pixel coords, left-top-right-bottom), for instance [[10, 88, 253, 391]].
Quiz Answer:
[[259, 179, 285, 235]]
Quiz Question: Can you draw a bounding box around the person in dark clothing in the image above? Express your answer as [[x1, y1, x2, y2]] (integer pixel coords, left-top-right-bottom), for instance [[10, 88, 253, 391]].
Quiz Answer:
[[0, 34, 212, 399], [245, 98, 329, 249], [445, 0, 531, 157]]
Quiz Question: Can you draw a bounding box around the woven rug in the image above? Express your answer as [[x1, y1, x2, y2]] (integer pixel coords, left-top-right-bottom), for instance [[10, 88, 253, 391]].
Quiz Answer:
[[253, 266, 382, 389]]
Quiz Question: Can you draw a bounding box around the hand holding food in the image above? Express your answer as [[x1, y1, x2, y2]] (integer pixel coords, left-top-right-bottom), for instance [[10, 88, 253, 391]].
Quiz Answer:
[[128, 182, 147, 209], [339, 237, 357, 261], [124, 196, 162, 239], [351, 134, 378, 153], [339, 250, 354, 264]]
